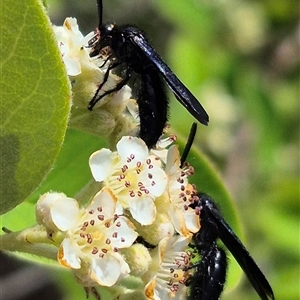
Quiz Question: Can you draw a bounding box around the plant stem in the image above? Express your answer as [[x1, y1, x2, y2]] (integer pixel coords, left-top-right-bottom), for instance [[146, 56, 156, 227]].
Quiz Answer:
[[0, 224, 61, 261]]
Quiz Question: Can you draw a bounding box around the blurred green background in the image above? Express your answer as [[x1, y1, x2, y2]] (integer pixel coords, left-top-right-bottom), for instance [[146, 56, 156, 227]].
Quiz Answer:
[[48, 0, 299, 299], [4, 0, 297, 299]]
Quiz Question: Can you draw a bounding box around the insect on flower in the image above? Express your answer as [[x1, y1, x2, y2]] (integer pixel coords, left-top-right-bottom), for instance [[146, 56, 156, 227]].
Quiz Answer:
[[187, 193, 275, 300], [87, 0, 209, 148], [179, 124, 275, 300]]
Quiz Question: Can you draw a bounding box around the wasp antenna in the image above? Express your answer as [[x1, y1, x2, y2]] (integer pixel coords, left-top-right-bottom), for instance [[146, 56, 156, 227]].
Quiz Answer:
[[96, 0, 103, 27], [180, 122, 197, 167]]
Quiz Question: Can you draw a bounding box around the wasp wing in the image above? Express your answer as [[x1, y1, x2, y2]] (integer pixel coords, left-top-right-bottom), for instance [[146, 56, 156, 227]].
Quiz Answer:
[[128, 31, 209, 126], [208, 204, 275, 300]]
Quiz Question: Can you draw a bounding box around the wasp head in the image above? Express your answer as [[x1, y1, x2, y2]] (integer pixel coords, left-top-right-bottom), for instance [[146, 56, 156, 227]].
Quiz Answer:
[[89, 24, 116, 58]]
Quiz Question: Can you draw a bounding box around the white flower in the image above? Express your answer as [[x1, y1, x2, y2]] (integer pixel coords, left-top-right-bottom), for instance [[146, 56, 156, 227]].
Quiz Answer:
[[143, 236, 191, 300], [89, 136, 168, 225], [165, 145, 200, 236], [54, 18, 140, 144], [38, 188, 138, 287], [54, 17, 125, 108], [53, 17, 94, 76]]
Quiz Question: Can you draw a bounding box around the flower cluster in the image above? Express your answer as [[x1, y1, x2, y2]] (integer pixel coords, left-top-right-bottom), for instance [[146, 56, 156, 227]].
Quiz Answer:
[[37, 188, 136, 286], [36, 135, 200, 299], [53, 18, 139, 146], [40, 17, 202, 300]]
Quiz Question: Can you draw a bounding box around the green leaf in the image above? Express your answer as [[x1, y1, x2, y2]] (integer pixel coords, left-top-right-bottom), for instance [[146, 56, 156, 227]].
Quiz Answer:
[[0, 201, 36, 231], [0, 129, 107, 265], [27, 129, 108, 201], [0, 0, 71, 214]]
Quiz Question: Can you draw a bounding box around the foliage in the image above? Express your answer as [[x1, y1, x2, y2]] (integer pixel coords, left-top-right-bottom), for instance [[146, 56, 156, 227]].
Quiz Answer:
[[0, 0, 71, 214], [0, 0, 298, 299]]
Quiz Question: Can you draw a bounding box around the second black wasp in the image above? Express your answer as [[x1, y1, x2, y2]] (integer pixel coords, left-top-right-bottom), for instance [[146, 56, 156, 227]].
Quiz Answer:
[[87, 0, 209, 148], [180, 124, 274, 300]]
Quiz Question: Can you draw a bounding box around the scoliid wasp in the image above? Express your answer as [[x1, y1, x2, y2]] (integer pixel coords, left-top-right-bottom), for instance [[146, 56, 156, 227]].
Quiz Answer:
[[186, 194, 275, 300], [87, 0, 209, 148], [179, 124, 274, 300]]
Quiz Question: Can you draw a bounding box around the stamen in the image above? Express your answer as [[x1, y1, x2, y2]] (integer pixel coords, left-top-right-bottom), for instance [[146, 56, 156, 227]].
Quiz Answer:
[[98, 215, 104, 221], [125, 180, 130, 187], [91, 247, 99, 254], [121, 165, 128, 173]]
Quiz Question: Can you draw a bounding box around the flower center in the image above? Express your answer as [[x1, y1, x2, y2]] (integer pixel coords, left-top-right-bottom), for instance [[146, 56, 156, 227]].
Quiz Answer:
[[73, 207, 121, 258], [110, 156, 156, 200]]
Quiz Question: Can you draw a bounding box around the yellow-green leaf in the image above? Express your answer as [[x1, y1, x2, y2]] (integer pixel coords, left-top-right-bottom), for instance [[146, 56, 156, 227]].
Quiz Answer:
[[0, 0, 71, 214]]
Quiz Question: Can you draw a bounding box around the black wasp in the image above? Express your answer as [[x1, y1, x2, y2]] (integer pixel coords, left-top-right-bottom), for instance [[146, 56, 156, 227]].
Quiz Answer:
[[181, 124, 275, 300], [188, 194, 275, 300], [88, 0, 209, 148]]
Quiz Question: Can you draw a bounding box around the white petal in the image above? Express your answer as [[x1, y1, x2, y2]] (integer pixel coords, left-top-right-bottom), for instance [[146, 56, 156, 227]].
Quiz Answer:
[[106, 216, 137, 248], [89, 148, 113, 181], [164, 235, 192, 253], [154, 283, 169, 300], [64, 18, 83, 39], [171, 284, 187, 300], [168, 205, 190, 237], [90, 253, 129, 286], [114, 252, 131, 281], [140, 167, 167, 197], [165, 145, 180, 175], [50, 197, 80, 231], [63, 55, 81, 76], [87, 188, 117, 220], [144, 278, 157, 300], [81, 31, 95, 46], [117, 136, 148, 162], [183, 209, 200, 233], [35, 192, 66, 229], [58, 238, 81, 269], [129, 197, 156, 225], [126, 99, 139, 121], [115, 201, 124, 215], [151, 148, 168, 164]]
